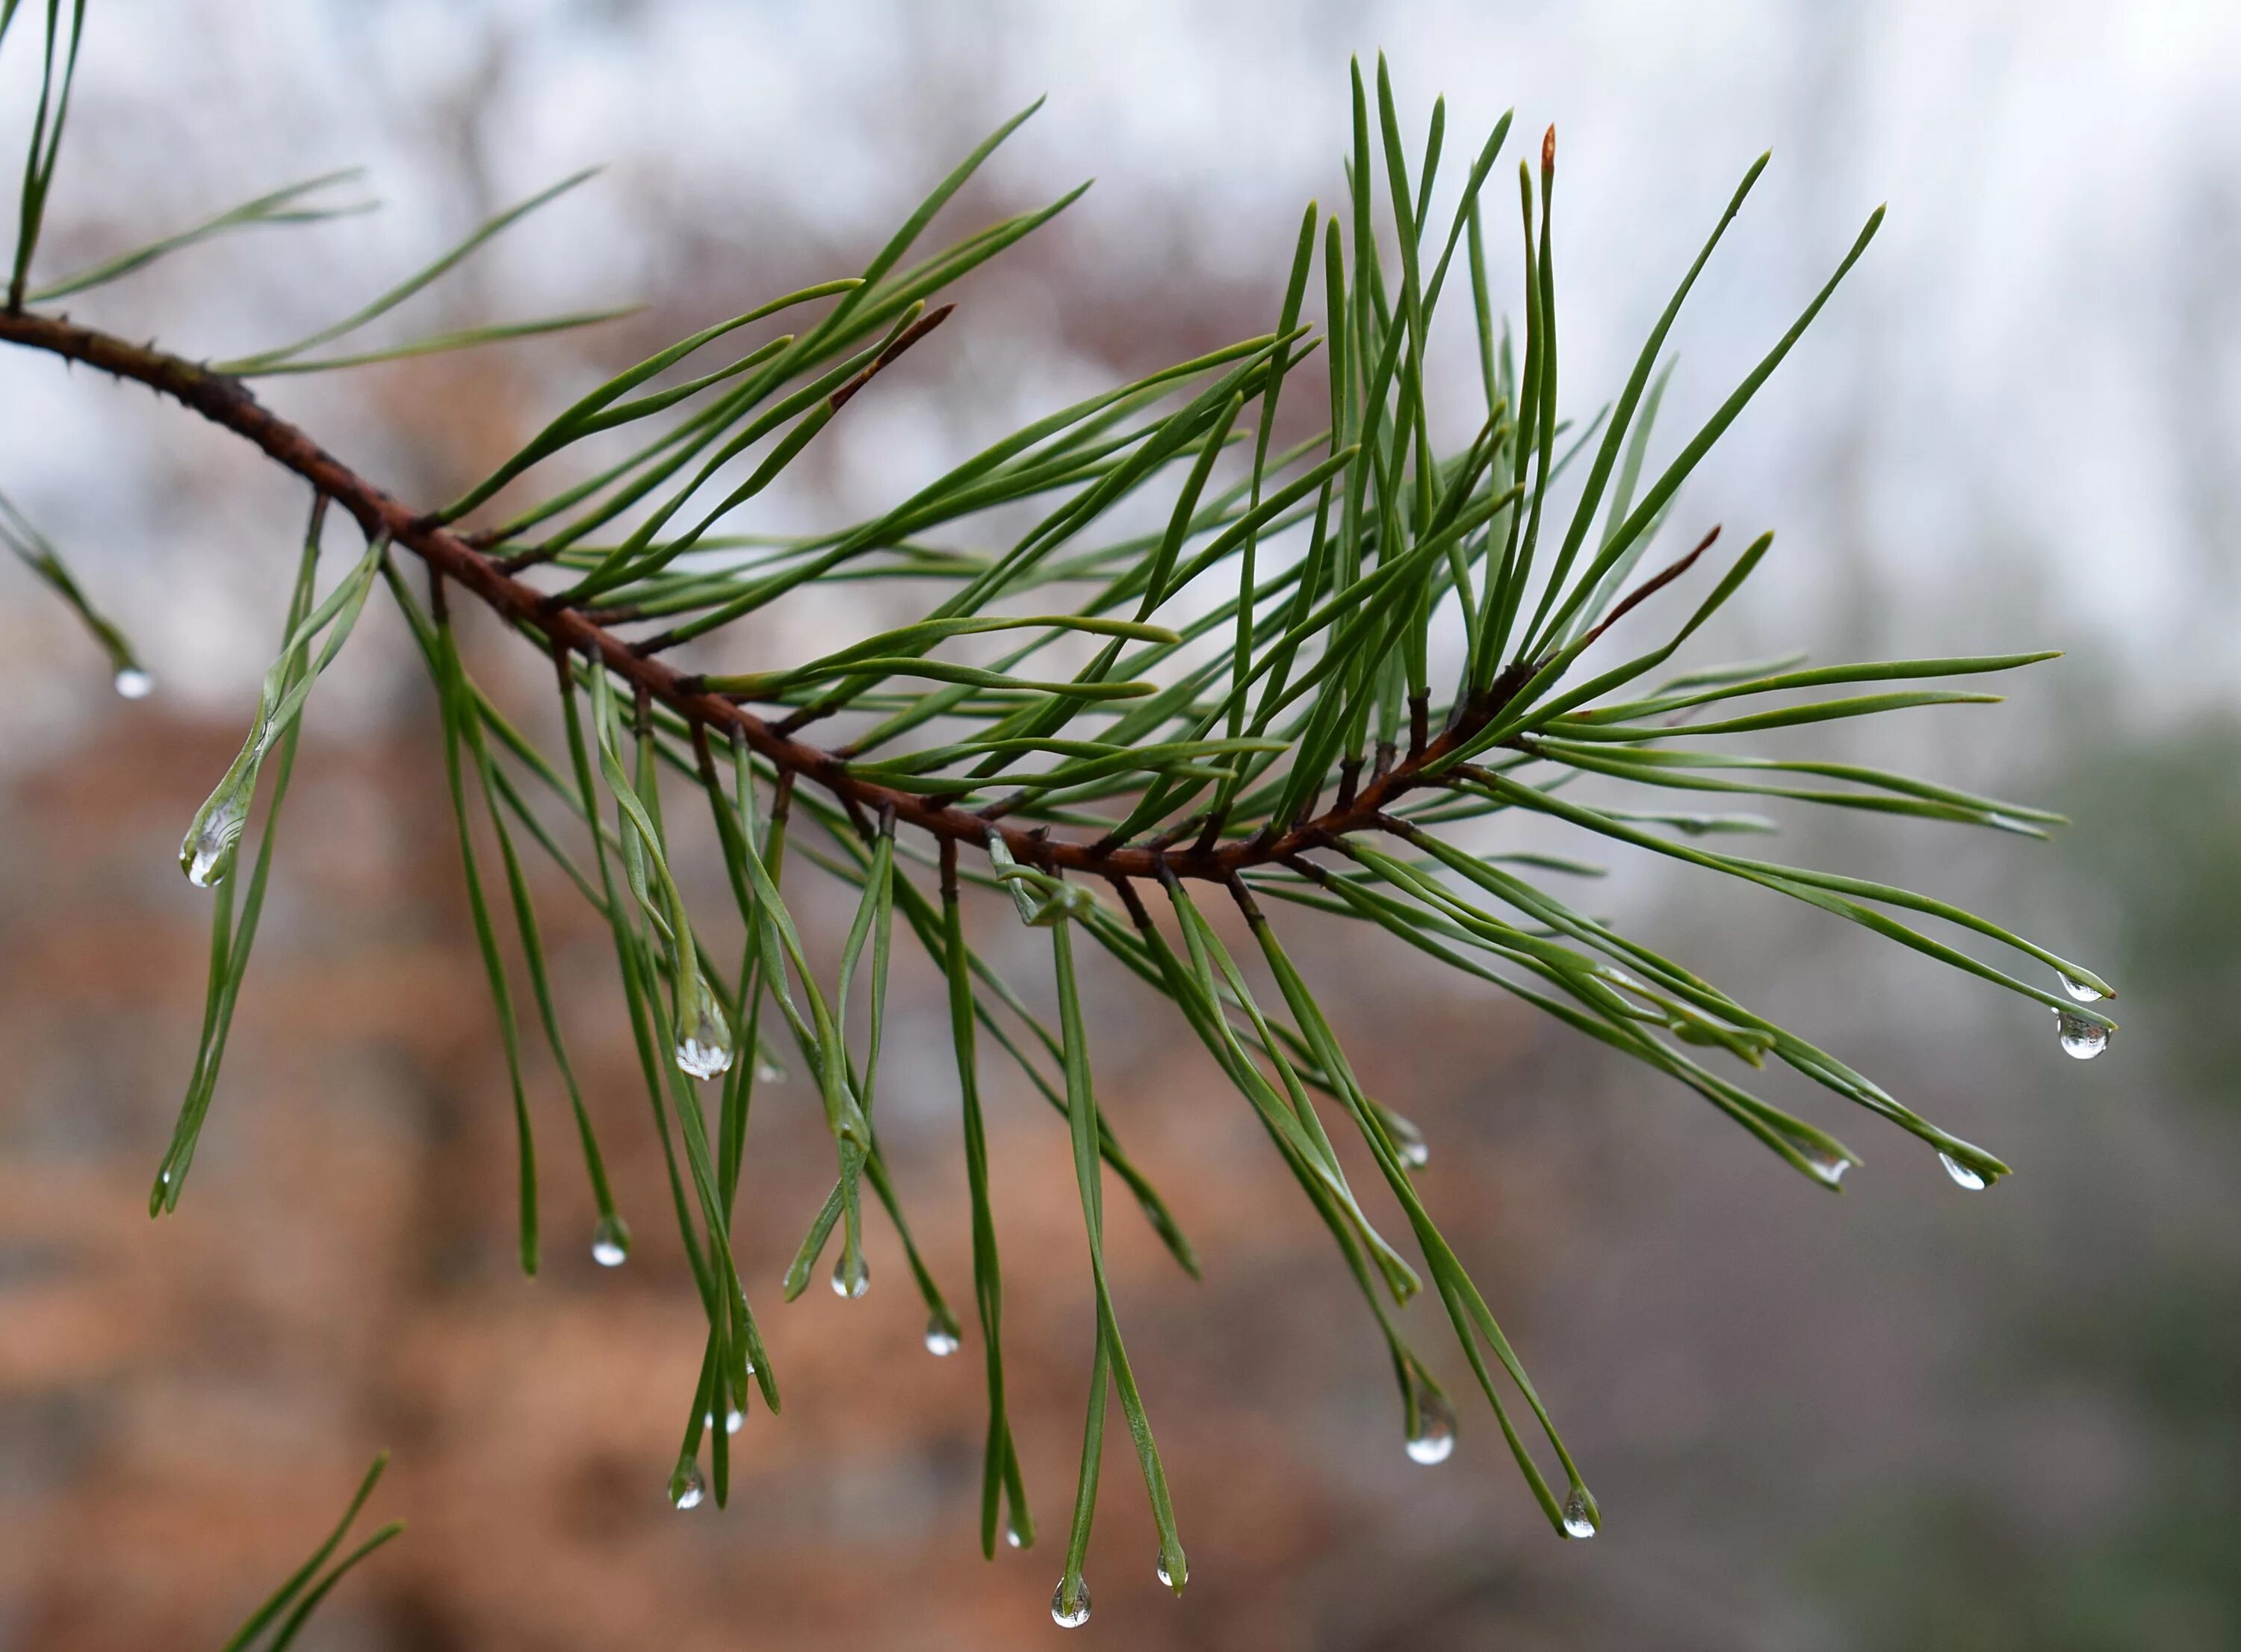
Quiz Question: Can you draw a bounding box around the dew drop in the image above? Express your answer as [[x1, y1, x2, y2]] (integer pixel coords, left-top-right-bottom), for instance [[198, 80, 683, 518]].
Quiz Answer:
[[1803, 1149, 1850, 1187], [1154, 1548, 1185, 1590], [671, 1462, 705, 1511], [1005, 1523, 1026, 1550], [754, 1060, 786, 1085], [675, 985, 734, 1081], [831, 1250, 870, 1299], [2055, 1010, 2110, 1061], [114, 667, 155, 700], [2059, 973, 2104, 1003], [182, 772, 253, 889], [1050, 1578, 1091, 1628], [590, 1214, 630, 1267], [1405, 1388, 1456, 1465], [924, 1316, 960, 1357], [725, 1407, 745, 1435], [1938, 1152, 1987, 1191], [1562, 1486, 1598, 1538], [1385, 1113, 1430, 1170], [675, 1041, 728, 1081]]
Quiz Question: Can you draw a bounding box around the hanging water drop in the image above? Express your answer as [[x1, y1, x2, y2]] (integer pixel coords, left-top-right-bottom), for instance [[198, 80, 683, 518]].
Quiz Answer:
[[2059, 973, 2104, 1003], [187, 833, 226, 887], [725, 1407, 745, 1435], [675, 981, 734, 1081], [590, 1214, 630, 1267], [831, 1249, 870, 1299], [1154, 1547, 1185, 1590], [755, 1059, 786, 1085], [2055, 1010, 2109, 1061], [1561, 1486, 1599, 1538], [1385, 1112, 1430, 1170], [1803, 1149, 1851, 1187], [1005, 1523, 1026, 1550], [1938, 1152, 1986, 1191], [1050, 1578, 1091, 1628], [1405, 1387, 1456, 1465], [671, 1462, 705, 1511], [182, 784, 251, 888], [114, 667, 154, 700], [924, 1316, 960, 1357]]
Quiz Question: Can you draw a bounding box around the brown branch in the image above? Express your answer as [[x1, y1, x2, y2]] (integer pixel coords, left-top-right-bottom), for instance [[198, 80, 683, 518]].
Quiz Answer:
[[828, 302, 952, 411], [0, 308, 1537, 884], [1575, 524, 1720, 650]]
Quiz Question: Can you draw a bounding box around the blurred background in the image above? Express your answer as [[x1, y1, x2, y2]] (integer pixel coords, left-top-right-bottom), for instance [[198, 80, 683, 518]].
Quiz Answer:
[[1, 1, 2237, 1647]]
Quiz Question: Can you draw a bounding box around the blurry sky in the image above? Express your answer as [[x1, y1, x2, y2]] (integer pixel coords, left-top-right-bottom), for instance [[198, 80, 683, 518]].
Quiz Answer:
[[1, 3, 2237, 1650]]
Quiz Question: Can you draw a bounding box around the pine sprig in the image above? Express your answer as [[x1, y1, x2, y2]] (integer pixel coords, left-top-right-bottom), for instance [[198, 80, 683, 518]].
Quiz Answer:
[[218, 1450, 402, 1652], [0, 8, 2119, 1628]]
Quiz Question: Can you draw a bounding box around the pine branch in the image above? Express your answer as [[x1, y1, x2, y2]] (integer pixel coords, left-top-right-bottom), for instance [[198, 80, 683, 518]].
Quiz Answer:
[[0, 33, 2123, 1623], [0, 304, 1560, 886]]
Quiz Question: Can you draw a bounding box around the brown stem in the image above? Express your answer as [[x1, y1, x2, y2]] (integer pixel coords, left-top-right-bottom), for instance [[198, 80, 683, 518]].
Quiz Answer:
[[0, 309, 1533, 884]]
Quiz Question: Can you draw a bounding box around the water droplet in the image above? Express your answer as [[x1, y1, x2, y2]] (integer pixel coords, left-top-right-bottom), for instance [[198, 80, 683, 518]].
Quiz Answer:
[[671, 1462, 705, 1511], [1561, 1486, 1598, 1538], [831, 1250, 870, 1299], [1050, 1578, 1091, 1628], [1154, 1548, 1185, 1590], [1803, 1149, 1850, 1187], [1938, 1152, 1987, 1191], [725, 1407, 745, 1435], [675, 1040, 729, 1081], [1406, 1388, 1456, 1465], [675, 983, 734, 1081], [181, 777, 252, 888], [754, 1060, 786, 1084], [114, 667, 154, 700], [1384, 1112, 1430, 1170], [590, 1214, 630, 1267], [1005, 1523, 1026, 1550], [2059, 973, 2104, 1003], [2055, 1010, 2109, 1061], [924, 1316, 960, 1357]]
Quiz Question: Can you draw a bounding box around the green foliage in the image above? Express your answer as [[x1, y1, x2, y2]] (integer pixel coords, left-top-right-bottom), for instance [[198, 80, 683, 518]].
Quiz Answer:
[[218, 1450, 401, 1652], [0, 483, 146, 687], [0, 6, 2117, 1627]]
